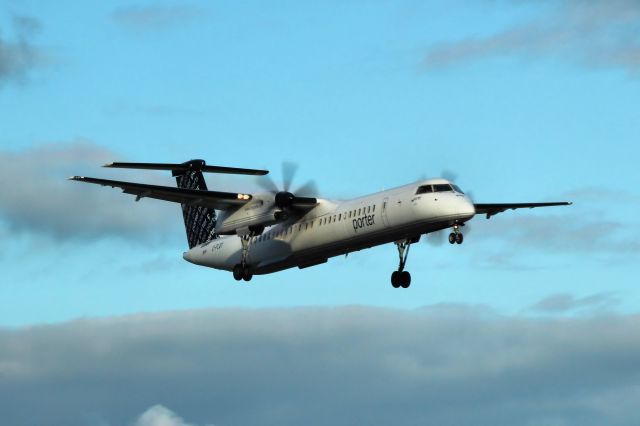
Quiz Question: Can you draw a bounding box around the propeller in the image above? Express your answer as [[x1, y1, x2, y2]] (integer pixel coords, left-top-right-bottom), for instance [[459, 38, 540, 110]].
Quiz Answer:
[[256, 161, 318, 209]]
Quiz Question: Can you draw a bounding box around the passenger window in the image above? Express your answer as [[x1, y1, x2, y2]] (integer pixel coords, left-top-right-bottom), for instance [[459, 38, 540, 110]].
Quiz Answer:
[[333, 215, 336, 222], [338, 213, 341, 221], [358, 208, 361, 215], [372, 205, 376, 212], [367, 206, 371, 213]]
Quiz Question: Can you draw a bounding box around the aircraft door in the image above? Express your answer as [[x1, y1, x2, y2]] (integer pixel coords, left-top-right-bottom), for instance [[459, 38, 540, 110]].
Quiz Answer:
[[381, 197, 390, 228]]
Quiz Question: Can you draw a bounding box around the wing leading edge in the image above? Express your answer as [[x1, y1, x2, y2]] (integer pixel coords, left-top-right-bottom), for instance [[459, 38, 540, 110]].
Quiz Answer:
[[69, 176, 252, 210], [474, 202, 572, 219]]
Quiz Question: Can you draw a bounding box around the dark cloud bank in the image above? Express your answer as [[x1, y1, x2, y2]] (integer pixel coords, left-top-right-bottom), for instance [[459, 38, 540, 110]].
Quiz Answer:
[[1, 305, 639, 426]]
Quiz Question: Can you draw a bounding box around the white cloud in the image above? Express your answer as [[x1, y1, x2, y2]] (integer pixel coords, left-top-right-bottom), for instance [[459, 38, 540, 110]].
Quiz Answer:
[[530, 292, 618, 313], [112, 5, 203, 32], [0, 15, 47, 86], [135, 405, 196, 426], [0, 140, 180, 242], [423, 0, 640, 75]]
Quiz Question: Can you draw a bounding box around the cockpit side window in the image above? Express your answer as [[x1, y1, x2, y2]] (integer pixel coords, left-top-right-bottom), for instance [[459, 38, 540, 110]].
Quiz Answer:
[[416, 185, 433, 194], [433, 184, 453, 192], [452, 184, 464, 194]]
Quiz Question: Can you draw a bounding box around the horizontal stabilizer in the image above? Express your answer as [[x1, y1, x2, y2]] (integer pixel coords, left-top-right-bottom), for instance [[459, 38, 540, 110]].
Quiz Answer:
[[69, 176, 253, 210], [104, 159, 268, 176]]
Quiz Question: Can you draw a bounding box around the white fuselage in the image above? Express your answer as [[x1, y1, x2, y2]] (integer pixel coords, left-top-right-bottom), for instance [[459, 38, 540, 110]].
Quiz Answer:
[[183, 179, 475, 275]]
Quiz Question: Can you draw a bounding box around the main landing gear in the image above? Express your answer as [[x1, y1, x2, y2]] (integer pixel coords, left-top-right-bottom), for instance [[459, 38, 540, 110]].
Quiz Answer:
[[233, 234, 253, 282], [391, 239, 412, 289], [448, 223, 464, 245]]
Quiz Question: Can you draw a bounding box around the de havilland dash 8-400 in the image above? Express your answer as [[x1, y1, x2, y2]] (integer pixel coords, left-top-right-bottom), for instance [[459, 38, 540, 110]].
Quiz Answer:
[[70, 160, 571, 288]]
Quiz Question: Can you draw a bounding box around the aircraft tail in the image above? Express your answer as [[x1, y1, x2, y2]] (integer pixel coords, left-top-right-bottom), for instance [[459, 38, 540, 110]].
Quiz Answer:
[[172, 160, 218, 249], [103, 159, 268, 249]]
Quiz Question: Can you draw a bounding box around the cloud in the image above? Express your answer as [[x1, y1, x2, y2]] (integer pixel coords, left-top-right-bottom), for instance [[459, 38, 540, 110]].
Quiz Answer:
[[0, 140, 179, 242], [530, 292, 618, 313], [1, 306, 640, 426], [423, 0, 640, 75], [0, 15, 46, 86], [135, 405, 196, 426], [112, 4, 203, 32]]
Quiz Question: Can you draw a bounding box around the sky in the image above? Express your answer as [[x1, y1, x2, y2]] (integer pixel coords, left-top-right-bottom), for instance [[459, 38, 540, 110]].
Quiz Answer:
[[1, 1, 639, 425]]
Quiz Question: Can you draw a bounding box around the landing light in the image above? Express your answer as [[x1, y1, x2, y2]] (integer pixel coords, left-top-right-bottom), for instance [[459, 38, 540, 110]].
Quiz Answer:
[[237, 194, 251, 200]]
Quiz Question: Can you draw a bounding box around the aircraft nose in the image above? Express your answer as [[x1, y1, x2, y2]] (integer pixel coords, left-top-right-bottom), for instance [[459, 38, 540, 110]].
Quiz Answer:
[[459, 196, 476, 217]]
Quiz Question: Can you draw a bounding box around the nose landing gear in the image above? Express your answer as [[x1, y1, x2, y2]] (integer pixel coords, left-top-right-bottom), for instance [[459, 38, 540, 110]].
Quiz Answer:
[[391, 239, 412, 288], [448, 223, 464, 245]]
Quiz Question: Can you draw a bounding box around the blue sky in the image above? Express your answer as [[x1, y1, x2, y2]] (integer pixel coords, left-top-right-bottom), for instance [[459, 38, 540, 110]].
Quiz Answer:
[[1, 0, 639, 327], [2, 2, 640, 425]]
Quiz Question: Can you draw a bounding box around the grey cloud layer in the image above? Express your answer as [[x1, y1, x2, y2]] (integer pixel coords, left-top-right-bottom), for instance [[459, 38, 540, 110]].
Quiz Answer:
[[1, 306, 639, 426], [0, 141, 178, 241], [424, 0, 640, 75], [0, 15, 45, 86]]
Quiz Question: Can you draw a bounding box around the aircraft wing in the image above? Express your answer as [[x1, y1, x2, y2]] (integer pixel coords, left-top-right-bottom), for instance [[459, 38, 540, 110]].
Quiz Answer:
[[69, 176, 252, 210], [474, 202, 572, 219]]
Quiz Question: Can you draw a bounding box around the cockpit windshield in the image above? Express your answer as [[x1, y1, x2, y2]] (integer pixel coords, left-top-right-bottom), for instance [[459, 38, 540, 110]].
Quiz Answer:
[[433, 184, 453, 192], [416, 185, 433, 194], [416, 183, 464, 194]]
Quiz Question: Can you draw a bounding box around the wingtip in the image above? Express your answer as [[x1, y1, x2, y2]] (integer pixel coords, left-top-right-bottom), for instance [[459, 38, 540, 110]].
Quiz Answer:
[[68, 175, 82, 180], [102, 163, 114, 168]]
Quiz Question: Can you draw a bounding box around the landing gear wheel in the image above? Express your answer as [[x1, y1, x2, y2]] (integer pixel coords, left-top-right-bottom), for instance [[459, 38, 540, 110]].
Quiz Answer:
[[400, 271, 411, 288], [242, 267, 253, 282], [392, 239, 413, 288], [391, 271, 400, 288], [455, 233, 464, 244], [448, 233, 456, 244], [232, 264, 243, 281]]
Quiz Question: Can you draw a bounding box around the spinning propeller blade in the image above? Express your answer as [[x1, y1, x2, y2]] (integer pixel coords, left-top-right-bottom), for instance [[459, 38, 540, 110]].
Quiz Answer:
[[256, 161, 319, 209]]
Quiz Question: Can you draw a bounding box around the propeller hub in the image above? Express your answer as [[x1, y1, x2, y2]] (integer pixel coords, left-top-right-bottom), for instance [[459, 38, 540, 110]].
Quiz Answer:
[[275, 191, 295, 209]]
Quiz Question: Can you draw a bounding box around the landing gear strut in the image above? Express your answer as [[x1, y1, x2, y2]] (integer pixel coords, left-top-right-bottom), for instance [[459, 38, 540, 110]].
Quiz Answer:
[[391, 239, 412, 289], [448, 222, 464, 245], [233, 234, 253, 282]]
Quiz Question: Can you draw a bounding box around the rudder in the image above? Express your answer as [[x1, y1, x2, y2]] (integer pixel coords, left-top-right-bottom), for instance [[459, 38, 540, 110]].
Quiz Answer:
[[172, 159, 218, 248]]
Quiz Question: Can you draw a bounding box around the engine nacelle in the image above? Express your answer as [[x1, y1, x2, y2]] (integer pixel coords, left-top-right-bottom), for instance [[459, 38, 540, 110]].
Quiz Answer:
[[214, 194, 284, 236]]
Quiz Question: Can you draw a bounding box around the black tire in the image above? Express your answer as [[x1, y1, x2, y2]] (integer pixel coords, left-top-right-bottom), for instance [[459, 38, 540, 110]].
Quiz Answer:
[[391, 271, 400, 288], [232, 265, 243, 281], [400, 271, 411, 288], [242, 267, 253, 282], [448, 233, 456, 244], [456, 233, 464, 244]]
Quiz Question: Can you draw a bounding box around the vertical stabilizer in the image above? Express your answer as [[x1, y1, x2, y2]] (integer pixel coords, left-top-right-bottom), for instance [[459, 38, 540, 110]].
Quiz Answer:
[[172, 159, 218, 248]]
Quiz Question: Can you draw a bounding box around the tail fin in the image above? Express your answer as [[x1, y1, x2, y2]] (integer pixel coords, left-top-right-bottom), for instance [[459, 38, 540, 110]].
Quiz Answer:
[[172, 160, 218, 248], [103, 159, 268, 249]]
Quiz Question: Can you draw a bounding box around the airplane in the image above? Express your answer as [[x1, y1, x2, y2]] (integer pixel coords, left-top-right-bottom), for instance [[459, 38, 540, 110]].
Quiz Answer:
[[70, 159, 571, 288]]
